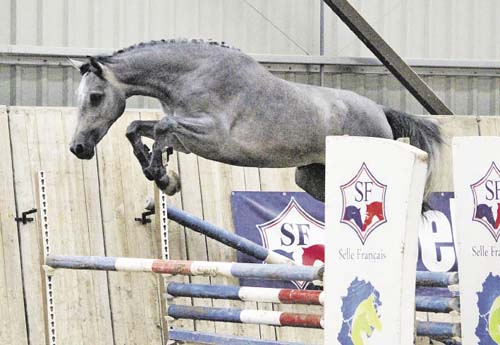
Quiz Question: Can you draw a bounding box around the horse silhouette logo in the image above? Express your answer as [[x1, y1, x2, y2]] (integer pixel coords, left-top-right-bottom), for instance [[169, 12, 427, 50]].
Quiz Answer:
[[340, 163, 387, 244], [476, 273, 500, 344], [471, 162, 500, 242], [338, 278, 382, 345]]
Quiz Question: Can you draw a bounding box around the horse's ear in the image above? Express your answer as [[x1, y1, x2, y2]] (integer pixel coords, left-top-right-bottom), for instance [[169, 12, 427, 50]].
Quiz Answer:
[[89, 57, 104, 78], [67, 58, 85, 70]]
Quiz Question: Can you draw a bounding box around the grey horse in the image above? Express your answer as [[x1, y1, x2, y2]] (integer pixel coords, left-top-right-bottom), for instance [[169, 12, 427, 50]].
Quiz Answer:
[[69, 39, 442, 202]]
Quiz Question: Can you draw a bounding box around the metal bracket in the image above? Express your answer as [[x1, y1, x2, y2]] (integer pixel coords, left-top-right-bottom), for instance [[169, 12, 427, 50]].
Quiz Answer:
[[15, 208, 37, 224], [134, 208, 155, 225]]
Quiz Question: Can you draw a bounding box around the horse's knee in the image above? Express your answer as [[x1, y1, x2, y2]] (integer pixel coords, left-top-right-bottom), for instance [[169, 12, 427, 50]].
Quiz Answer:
[[154, 117, 177, 138], [126, 120, 141, 140]]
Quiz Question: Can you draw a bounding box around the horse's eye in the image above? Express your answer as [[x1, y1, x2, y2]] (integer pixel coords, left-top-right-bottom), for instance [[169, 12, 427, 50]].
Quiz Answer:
[[89, 92, 104, 106]]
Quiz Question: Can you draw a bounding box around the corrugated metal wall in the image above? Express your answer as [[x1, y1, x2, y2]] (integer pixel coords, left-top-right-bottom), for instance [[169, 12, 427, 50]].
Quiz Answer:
[[2, 0, 499, 59], [1, 61, 499, 115]]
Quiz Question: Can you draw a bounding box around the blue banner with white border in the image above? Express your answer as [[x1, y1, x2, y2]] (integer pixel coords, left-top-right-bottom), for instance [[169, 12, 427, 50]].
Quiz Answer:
[[231, 191, 457, 290]]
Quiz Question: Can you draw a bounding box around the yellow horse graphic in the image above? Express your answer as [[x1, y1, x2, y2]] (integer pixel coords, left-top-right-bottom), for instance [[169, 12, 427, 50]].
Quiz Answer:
[[489, 295, 500, 344], [351, 294, 382, 345]]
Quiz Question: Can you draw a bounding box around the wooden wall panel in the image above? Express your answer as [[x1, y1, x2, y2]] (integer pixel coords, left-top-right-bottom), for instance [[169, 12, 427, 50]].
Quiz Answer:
[[9, 107, 114, 345]]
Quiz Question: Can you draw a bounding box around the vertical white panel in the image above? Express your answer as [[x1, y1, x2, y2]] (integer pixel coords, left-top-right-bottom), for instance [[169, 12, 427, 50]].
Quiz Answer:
[[174, 0, 200, 38], [15, 0, 38, 44], [67, 0, 90, 47], [121, 0, 147, 46], [222, 0, 246, 49], [41, 0, 64, 46], [148, 0, 176, 40], [94, 0, 115, 48], [0, 0, 12, 44], [242, 0, 270, 53], [428, 0, 451, 58]]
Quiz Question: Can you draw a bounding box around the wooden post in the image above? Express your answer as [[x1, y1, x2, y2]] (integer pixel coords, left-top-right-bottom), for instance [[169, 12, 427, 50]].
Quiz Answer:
[[452, 137, 500, 345], [324, 136, 428, 344]]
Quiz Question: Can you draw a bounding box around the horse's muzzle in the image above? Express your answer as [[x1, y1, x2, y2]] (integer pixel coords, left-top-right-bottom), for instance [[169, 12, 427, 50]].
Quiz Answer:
[[70, 143, 95, 160]]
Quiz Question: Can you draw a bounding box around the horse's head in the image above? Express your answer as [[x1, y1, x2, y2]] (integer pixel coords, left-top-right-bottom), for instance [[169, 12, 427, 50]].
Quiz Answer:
[[69, 57, 126, 159]]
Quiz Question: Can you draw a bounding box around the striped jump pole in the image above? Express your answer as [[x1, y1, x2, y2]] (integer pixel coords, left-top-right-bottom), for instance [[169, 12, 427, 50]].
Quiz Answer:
[[45, 255, 324, 282], [166, 282, 324, 305], [167, 305, 324, 329], [167, 206, 294, 265]]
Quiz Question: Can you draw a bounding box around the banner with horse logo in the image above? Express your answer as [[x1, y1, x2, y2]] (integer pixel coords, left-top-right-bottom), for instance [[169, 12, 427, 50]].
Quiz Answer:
[[453, 137, 500, 345]]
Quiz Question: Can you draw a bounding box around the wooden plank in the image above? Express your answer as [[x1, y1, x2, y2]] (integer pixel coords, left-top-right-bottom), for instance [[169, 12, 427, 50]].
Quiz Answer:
[[96, 110, 164, 345], [9, 107, 48, 345], [0, 107, 29, 345]]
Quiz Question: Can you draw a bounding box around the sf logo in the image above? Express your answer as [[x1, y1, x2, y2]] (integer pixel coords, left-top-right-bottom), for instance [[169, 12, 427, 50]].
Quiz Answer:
[[340, 163, 387, 244], [471, 162, 500, 241]]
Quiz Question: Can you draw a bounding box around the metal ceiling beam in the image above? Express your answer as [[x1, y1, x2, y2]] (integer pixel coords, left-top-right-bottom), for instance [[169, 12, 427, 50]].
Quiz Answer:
[[323, 0, 454, 115]]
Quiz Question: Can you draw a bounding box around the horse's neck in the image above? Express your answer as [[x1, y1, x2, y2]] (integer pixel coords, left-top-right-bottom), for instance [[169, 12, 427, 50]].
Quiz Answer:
[[110, 48, 203, 102]]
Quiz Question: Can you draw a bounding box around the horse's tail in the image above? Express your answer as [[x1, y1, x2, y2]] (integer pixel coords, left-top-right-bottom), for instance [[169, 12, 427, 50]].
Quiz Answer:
[[382, 107, 443, 204]]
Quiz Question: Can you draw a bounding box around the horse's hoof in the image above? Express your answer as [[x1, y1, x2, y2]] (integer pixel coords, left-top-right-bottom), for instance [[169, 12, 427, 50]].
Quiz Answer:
[[165, 171, 181, 196], [155, 171, 181, 196]]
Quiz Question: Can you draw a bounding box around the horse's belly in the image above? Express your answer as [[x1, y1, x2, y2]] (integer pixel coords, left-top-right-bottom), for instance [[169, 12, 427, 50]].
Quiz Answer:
[[208, 142, 324, 168]]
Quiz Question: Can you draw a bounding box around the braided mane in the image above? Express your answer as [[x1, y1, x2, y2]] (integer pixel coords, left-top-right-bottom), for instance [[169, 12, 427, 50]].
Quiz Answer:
[[110, 38, 238, 57]]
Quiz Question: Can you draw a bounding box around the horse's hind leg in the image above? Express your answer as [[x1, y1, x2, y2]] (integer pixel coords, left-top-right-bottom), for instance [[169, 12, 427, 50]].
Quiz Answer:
[[295, 164, 325, 202]]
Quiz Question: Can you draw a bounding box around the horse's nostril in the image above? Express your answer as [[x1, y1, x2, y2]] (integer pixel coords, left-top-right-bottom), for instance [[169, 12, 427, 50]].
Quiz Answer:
[[71, 144, 85, 155]]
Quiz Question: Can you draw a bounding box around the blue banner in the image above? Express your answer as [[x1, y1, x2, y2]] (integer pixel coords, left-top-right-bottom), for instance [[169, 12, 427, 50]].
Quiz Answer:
[[231, 191, 457, 289]]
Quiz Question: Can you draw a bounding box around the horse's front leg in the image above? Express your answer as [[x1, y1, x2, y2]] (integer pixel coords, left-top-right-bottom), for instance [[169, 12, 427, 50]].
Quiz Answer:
[[126, 120, 157, 179], [143, 117, 182, 195]]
